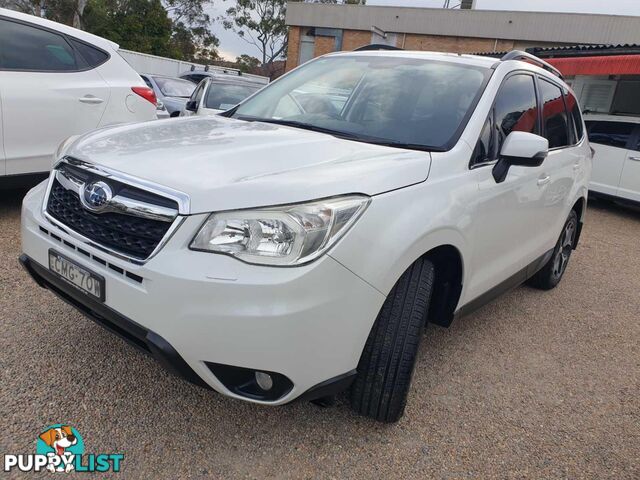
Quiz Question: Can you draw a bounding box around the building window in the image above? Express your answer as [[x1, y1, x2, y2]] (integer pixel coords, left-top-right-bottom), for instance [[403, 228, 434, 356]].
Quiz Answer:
[[611, 80, 640, 116]]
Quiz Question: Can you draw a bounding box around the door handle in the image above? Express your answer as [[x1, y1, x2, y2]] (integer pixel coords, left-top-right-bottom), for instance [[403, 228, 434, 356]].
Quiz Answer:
[[573, 162, 581, 170], [629, 156, 640, 162], [537, 175, 551, 186], [79, 95, 104, 104]]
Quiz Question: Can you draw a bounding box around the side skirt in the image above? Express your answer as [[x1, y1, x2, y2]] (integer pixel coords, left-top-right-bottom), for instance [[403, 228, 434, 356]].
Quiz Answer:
[[453, 248, 554, 321], [589, 190, 640, 209]]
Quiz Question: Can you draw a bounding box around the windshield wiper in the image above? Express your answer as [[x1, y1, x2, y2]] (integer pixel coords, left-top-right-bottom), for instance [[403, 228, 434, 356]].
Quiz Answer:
[[236, 116, 442, 152], [361, 140, 446, 152], [248, 118, 363, 140]]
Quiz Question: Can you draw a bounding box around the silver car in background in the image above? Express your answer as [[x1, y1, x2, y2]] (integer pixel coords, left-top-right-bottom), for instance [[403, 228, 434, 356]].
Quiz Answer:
[[181, 77, 263, 116], [141, 74, 196, 118]]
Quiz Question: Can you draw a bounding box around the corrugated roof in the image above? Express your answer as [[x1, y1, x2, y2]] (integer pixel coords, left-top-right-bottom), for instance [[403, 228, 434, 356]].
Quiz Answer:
[[473, 46, 640, 75], [473, 44, 640, 59], [286, 3, 640, 46], [529, 44, 640, 57]]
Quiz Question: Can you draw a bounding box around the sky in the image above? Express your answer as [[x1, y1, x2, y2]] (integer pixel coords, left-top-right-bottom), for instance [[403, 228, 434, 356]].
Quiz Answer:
[[210, 0, 640, 60]]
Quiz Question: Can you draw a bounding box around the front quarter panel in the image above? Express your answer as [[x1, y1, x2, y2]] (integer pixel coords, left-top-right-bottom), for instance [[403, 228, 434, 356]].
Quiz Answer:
[[330, 142, 475, 304]]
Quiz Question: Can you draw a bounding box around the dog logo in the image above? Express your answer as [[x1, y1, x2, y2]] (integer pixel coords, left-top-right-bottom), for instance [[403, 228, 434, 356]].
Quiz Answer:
[[36, 425, 84, 473], [82, 181, 112, 211], [4, 425, 123, 473]]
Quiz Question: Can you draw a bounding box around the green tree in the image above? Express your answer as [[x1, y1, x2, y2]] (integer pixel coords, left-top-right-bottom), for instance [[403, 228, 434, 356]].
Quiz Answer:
[[2, 0, 218, 61], [162, 0, 219, 60], [0, 0, 88, 26], [82, 0, 217, 61], [222, 0, 365, 66], [235, 54, 261, 73], [83, 0, 177, 57], [222, 0, 288, 65], [299, 0, 365, 4]]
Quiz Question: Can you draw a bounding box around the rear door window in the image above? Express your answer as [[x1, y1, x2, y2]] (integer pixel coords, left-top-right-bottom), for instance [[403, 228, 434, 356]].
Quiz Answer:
[[586, 121, 636, 149], [564, 91, 584, 142], [539, 79, 571, 149], [0, 18, 84, 71]]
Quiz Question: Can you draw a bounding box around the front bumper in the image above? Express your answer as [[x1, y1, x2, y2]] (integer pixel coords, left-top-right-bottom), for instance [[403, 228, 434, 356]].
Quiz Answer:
[[21, 181, 385, 404]]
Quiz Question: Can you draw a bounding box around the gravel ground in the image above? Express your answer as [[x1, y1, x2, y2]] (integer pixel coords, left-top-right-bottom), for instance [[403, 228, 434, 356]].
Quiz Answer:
[[1, 185, 638, 479]]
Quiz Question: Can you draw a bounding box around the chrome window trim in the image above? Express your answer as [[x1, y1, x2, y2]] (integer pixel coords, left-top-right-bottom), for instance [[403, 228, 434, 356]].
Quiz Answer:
[[42, 157, 191, 265]]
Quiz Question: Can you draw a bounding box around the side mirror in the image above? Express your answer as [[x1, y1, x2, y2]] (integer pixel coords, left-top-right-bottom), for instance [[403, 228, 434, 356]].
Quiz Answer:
[[493, 131, 549, 183], [185, 100, 198, 112]]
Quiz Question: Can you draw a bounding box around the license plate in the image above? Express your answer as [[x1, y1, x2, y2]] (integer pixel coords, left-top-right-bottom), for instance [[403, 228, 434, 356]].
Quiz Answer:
[[48, 249, 105, 302]]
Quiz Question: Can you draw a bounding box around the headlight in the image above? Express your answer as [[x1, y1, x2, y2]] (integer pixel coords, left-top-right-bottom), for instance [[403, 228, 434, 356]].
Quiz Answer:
[[190, 195, 370, 266]]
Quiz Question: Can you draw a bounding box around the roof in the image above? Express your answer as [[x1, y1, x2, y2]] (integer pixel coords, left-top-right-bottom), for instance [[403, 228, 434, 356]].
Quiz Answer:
[[286, 3, 640, 46], [0, 7, 119, 51], [474, 44, 640, 76], [529, 44, 640, 58]]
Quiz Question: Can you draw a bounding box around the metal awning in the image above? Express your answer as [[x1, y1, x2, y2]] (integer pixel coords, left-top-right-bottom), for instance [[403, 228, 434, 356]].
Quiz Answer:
[[545, 55, 640, 76]]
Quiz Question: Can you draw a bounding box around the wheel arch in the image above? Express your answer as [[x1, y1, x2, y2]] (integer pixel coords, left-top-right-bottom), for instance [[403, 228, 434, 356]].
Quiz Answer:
[[571, 196, 587, 249], [388, 243, 465, 329], [421, 245, 464, 328]]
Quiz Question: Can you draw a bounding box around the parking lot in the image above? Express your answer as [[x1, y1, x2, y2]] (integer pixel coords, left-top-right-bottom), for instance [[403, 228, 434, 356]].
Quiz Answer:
[[1, 185, 638, 479]]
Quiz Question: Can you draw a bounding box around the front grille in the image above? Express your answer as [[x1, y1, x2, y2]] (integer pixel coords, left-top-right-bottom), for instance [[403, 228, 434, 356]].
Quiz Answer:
[[46, 166, 178, 260]]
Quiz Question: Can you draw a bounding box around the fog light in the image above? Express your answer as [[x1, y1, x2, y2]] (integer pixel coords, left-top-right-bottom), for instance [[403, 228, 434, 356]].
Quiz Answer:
[[255, 371, 273, 391], [205, 362, 293, 401]]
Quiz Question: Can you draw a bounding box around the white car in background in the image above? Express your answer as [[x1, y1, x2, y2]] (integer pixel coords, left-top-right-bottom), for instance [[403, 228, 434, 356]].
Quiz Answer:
[[585, 114, 640, 204], [180, 77, 263, 117], [0, 8, 157, 185]]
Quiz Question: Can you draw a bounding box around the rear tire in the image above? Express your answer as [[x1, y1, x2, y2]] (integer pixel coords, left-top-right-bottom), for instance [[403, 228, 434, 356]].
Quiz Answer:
[[350, 258, 435, 423], [527, 210, 578, 290]]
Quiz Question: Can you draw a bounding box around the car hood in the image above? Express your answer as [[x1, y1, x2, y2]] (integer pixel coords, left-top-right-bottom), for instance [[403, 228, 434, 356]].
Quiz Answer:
[[66, 116, 431, 213]]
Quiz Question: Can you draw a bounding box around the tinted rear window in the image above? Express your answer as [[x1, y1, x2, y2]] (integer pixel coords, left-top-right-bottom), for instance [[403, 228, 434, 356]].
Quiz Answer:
[[565, 91, 584, 142], [586, 121, 636, 149], [69, 38, 109, 68], [539, 79, 571, 149], [0, 18, 83, 71]]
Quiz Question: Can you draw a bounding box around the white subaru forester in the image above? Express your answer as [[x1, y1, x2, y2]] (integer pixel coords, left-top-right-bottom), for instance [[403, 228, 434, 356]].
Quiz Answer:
[[20, 49, 591, 422]]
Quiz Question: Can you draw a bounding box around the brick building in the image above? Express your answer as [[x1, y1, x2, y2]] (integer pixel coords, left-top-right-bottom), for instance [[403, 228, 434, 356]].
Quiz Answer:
[[284, 3, 640, 72]]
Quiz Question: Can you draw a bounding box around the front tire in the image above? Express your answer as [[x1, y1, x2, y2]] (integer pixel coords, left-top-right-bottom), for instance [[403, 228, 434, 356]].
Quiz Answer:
[[350, 258, 435, 423], [528, 210, 578, 290]]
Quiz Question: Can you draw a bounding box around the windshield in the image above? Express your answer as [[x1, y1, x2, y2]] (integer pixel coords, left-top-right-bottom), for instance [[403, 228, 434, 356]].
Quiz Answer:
[[154, 76, 196, 98], [205, 83, 261, 111], [229, 55, 490, 151]]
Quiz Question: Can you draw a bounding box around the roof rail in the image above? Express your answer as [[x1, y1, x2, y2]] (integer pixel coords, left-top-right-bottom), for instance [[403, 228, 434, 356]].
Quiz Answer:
[[501, 50, 563, 79], [354, 44, 404, 52]]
